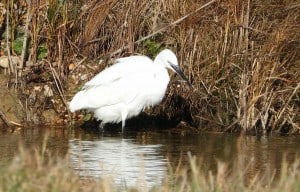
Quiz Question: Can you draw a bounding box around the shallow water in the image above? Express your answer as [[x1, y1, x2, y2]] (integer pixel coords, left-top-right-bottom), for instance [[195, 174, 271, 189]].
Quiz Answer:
[[69, 138, 167, 187], [1, 127, 300, 189]]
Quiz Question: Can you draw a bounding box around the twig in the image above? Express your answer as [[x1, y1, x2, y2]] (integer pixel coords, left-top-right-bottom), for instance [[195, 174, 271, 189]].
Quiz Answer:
[[9, 121, 22, 127], [44, 59, 68, 108], [135, 0, 218, 44], [98, 0, 218, 57], [276, 82, 300, 124], [69, 57, 87, 74]]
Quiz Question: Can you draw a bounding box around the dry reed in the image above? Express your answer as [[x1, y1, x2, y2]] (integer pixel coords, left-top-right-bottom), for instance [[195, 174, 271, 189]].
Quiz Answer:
[[0, 0, 299, 134]]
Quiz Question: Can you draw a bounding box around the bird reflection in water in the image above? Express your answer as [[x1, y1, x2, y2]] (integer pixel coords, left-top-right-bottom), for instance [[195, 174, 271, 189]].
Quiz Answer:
[[69, 138, 167, 189]]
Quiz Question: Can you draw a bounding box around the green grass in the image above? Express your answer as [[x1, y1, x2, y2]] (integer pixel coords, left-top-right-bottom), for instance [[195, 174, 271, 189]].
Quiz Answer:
[[1, 146, 300, 192], [13, 35, 23, 55], [37, 43, 47, 59], [11, 32, 47, 59], [142, 39, 163, 58]]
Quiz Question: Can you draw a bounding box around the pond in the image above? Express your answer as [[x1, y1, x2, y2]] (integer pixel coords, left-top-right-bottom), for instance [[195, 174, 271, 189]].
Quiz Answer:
[[1, 127, 300, 189]]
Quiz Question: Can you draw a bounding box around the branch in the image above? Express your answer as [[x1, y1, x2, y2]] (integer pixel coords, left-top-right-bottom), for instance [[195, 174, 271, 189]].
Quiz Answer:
[[44, 59, 69, 108], [109, 0, 218, 57]]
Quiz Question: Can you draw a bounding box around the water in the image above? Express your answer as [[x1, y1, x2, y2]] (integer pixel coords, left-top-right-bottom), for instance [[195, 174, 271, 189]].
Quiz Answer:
[[69, 138, 167, 187], [1, 127, 300, 189]]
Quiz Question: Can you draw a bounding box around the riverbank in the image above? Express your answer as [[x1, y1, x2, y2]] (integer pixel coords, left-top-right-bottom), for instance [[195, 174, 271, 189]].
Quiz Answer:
[[0, 0, 299, 134]]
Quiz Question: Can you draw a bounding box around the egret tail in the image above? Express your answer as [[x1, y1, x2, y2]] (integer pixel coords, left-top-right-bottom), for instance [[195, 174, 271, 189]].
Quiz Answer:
[[69, 91, 86, 112]]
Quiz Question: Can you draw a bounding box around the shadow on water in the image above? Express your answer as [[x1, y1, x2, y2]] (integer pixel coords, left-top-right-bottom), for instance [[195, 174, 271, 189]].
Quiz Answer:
[[79, 109, 195, 133], [1, 126, 300, 188]]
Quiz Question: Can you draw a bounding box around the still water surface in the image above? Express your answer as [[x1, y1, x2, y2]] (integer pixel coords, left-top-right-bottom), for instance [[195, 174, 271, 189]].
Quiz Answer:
[[1, 127, 300, 188]]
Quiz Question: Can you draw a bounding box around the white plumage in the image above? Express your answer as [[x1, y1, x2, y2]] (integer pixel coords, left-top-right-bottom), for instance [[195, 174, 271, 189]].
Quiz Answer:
[[69, 49, 190, 131]]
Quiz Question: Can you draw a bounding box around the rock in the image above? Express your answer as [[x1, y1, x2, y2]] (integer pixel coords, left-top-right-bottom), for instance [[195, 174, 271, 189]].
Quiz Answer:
[[43, 84, 53, 97], [0, 56, 20, 69], [68, 63, 75, 70]]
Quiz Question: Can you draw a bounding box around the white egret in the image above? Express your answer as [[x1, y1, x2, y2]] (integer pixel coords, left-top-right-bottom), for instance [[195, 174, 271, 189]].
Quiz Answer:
[[69, 49, 190, 132]]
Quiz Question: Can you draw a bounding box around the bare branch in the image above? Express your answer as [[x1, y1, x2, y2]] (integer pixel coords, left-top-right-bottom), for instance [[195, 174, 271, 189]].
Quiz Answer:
[[107, 0, 218, 57]]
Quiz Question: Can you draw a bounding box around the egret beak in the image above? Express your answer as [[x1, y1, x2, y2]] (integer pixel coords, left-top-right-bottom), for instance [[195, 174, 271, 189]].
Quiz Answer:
[[169, 62, 192, 87]]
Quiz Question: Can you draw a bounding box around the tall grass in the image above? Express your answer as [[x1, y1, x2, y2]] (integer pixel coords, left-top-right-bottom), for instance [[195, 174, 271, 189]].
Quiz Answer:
[[1, 0, 299, 134], [0, 147, 113, 192], [1, 145, 300, 192]]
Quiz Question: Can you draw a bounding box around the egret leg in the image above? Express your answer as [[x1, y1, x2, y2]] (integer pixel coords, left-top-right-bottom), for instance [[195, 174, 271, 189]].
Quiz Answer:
[[121, 118, 126, 133], [98, 121, 105, 132], [121, 110, 128, 133]]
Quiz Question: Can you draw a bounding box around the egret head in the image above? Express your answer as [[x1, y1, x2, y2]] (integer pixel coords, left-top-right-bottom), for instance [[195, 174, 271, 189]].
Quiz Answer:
[[155, 49, 191, 86]]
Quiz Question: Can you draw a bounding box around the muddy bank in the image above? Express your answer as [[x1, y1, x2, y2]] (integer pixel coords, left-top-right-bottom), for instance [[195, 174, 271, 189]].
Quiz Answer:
[[0, 82, 24, 127], [0, 68, 195, 132], [0, 73, 68, 128]]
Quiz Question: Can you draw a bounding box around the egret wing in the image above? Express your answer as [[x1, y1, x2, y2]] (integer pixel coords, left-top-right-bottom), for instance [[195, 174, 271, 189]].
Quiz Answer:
[[69, 56, 157, 111], [83, 56, 153, 89]]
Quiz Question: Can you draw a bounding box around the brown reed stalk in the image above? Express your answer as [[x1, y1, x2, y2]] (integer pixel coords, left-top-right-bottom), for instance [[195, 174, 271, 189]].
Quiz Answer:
[[5, 1, 15, 74], [44, 59, 68, 108], [20, 0, 32, 70]]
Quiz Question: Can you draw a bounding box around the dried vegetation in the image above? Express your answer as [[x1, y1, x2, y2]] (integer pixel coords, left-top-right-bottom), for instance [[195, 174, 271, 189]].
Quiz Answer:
[[1, 143, 300, 192], [0, 0, 299, 134]]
